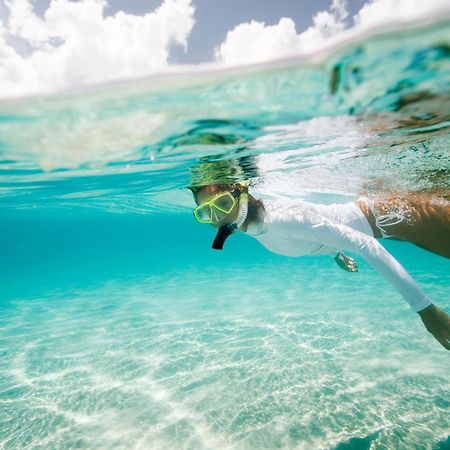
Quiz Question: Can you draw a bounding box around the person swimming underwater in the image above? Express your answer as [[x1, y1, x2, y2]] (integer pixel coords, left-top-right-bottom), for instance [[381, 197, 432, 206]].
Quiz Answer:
[[190, 183, 450, 350]]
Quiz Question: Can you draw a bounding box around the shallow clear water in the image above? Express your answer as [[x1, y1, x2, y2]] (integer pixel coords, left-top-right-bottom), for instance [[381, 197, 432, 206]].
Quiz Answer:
[[1, 21, 450, 450]]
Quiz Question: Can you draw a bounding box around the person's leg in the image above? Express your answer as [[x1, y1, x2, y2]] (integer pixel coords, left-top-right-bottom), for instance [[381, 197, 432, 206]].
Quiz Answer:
[[357, 192, 450, 258]]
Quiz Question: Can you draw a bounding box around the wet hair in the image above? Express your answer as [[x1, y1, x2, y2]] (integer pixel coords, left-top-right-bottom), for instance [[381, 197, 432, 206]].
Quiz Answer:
[[188, 153, 260, 194], [189, 183, 236, 195]]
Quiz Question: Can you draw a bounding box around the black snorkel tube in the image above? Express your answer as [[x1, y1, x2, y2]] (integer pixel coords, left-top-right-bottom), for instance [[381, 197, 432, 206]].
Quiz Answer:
[[212, 192, 248, 250], [212, 224, 237, 250]]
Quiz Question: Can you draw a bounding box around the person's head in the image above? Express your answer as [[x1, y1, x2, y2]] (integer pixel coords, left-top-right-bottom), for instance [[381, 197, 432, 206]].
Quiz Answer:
[[189, 183, 249, 250], [191, 183, 244, 227]]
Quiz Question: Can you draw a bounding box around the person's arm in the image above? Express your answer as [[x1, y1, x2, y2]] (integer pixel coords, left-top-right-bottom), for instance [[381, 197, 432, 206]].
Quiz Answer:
[[296, 217, 431, 311], [290, 215, 449, 349]]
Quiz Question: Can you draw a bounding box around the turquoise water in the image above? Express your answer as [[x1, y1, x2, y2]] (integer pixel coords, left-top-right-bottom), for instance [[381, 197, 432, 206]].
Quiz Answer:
[[1, 21, 450, 450]]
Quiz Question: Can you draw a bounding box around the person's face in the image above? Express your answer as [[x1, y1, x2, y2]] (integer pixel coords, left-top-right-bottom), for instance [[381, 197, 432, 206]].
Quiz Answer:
[[194, 186, 240, 228]]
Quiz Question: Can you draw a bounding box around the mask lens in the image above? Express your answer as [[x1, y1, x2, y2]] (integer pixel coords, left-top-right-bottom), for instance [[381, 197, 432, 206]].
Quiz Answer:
[[213, 193, 235, 213], [195, 204, 212, 222], [211, 208, 227, 223]]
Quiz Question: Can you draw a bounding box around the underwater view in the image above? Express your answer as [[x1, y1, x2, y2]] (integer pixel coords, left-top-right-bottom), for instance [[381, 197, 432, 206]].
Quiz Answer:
[[1, 18, 450, 450]]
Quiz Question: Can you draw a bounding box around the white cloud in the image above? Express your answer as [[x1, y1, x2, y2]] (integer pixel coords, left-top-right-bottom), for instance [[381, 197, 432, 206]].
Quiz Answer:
[[7, 0, 52, 45], [215, 0, 348, 65], [0, 0, 195, 98], [216, 0, 450, 65], [354, 0, 450, 28], [214, 17, 299, 66], [0, 19, 34, 93]]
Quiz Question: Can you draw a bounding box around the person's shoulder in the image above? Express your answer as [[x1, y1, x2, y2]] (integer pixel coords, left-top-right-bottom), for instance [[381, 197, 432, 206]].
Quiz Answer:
[[259, 197, 319, 225]]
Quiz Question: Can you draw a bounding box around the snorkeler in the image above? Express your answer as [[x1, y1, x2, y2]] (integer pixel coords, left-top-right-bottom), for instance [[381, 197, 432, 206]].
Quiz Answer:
[[190, 183, 450, 350]]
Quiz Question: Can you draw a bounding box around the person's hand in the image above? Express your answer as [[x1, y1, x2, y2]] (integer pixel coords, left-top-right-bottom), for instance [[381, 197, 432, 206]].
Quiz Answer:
[[418, 304, 450, 350], [334, 251, 358, 272]]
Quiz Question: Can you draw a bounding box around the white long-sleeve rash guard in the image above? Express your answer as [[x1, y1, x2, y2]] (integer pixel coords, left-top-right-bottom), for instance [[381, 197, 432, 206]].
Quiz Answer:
[[245, 198, 432, 312]]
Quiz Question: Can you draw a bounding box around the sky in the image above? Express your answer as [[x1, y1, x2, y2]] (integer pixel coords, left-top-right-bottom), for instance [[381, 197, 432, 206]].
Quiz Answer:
[[0, 0, 449, 98], [2, 0, 368, 63], [135, 0, 365, 64]]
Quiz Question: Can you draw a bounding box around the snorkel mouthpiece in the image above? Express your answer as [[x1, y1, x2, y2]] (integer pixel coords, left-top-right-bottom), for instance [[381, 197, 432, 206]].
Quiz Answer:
[[211, 192, 248, 250]]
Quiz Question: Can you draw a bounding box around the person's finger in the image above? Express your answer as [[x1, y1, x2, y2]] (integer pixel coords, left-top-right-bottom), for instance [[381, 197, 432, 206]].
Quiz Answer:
[[433, 332, 450, 350], [444, 335, 450, 350]]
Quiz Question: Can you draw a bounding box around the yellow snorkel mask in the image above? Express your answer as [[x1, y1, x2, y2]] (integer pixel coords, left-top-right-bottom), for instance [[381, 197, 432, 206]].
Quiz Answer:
[[193, 184, 249, 250]]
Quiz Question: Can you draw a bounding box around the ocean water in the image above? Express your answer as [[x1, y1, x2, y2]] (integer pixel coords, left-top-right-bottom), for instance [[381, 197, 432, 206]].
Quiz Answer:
[[1, 20, 450, 450]]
